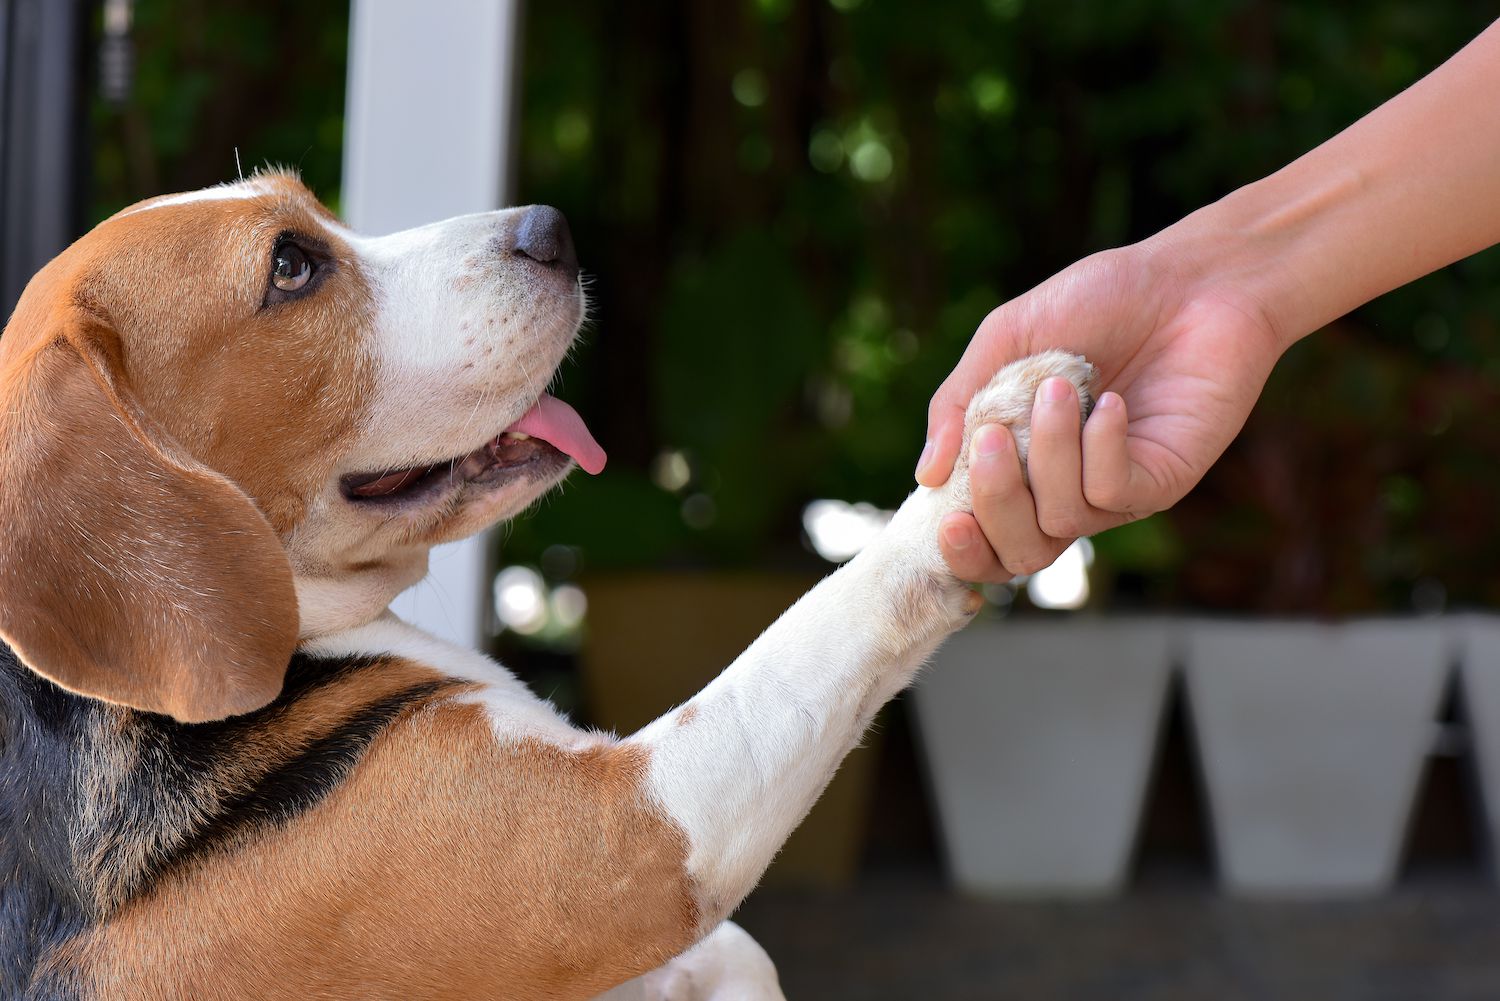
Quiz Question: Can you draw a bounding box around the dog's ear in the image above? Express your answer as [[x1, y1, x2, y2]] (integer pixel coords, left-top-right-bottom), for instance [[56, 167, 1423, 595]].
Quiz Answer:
[[0, 307, 299, 722]]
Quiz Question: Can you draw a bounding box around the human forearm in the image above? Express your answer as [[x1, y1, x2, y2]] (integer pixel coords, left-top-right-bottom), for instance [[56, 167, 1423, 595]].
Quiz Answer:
[[923, 19, 1500, 579], [1156, 18, 1500, 348]]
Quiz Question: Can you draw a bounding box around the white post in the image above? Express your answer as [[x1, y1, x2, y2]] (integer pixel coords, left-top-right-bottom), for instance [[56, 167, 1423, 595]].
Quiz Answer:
[[342, 0, 523, 647]]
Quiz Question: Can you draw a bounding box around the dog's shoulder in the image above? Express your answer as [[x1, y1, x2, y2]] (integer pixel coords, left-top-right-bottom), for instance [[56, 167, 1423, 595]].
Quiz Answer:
[[0, 638, 465, 997]]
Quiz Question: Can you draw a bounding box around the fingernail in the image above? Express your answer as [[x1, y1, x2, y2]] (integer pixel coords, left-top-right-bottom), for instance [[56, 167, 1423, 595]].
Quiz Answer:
[[1040, 377, 1072, 404], [915, 440, 934, 477], [1096, 391, 1121, 411], [973, 424, 1006, 460], [942, 522, 971, 551]]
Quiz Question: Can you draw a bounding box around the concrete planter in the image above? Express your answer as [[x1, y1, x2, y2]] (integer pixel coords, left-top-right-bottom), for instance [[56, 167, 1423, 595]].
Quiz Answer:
[[581, 571, 876, 889], [1185, 620, 1450, 896], [1456, 616, 1500, 879], [913, 618, 1174, 897]]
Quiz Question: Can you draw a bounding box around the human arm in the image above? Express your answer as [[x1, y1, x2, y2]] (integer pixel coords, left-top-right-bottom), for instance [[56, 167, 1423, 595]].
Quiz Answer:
[[918, 18, 1500, 582]]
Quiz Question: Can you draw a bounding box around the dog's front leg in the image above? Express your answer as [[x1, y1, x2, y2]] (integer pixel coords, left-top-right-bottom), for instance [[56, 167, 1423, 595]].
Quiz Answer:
[[631, 493, 977, 923], [631, 350, 1095, 933], [598, 921, 783, 1000]]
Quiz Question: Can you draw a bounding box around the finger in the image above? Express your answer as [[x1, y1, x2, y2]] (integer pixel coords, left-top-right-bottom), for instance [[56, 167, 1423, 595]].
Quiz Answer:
[[916, 405, 966, 487], [921, 302, 1033, 487], [1080, 391, 1136, 513], [950, 302, 1033, 400], [968, 423, 1067, 576], [1026, 378, 1089, 541], [938, 512, 1012, 583]]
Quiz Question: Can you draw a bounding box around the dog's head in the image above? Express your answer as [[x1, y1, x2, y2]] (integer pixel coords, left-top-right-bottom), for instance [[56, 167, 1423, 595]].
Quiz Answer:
[[0, 171, 602, 721]]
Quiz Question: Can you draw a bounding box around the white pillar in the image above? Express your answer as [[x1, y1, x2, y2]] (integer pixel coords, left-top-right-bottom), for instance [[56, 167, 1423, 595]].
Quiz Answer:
[[342, 0, 523, 647]]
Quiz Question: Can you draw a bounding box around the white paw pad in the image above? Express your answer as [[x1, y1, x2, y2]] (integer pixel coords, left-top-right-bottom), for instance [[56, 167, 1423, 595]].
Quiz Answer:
[[959, 349, 1097, 486]]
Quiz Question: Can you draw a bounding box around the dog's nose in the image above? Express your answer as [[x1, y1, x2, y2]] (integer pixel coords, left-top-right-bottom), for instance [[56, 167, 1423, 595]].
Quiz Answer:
[[512, 205, 577, 276]]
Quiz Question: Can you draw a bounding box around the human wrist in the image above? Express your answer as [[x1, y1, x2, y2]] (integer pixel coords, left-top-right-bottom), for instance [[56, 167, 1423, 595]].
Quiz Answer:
[[1140, 21, 1500, 353], [1138, 168, 1357, 353]]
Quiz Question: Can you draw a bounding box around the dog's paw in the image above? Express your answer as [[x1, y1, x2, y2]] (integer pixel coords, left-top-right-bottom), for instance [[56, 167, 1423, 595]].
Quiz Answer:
[[946, 349, 1097, 511], [871, 352, 1096, 631]]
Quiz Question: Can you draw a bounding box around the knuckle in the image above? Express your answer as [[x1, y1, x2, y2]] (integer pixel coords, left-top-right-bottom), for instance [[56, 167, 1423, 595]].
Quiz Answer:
[[969, 466, 1022, 503], [1030, 401, 1067, 426], [1037, 511, 1082, 540], [945, 548, 996, 581], [937, 531, 971, 561], [1006, 555, 1053, 577], [1083, 481, 1127, 512], [928, 393, 963, 424], [1027, 423, 1073, 456]]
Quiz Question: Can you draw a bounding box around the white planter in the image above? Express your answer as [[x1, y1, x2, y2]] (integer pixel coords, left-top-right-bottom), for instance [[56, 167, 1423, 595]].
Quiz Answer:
[[913, 618, 1173, 897], [1455, 615, 1500, 879], [1185, 620, 1450, 896]]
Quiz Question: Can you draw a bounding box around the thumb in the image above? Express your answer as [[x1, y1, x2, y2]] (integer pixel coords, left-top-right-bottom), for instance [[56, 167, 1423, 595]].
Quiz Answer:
[[918, 304, 1033, 486], [916, 399, 966, 487]]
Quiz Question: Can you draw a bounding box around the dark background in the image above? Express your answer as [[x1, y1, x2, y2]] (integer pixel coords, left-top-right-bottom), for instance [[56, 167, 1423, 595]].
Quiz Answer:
[[86, 0, 1500, 617]]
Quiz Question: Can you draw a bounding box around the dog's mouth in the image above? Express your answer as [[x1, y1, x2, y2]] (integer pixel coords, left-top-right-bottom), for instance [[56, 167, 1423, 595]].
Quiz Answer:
[[340, 394, 606, 505]]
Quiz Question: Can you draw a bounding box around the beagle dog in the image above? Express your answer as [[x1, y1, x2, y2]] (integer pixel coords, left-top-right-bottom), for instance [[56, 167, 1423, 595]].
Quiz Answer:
[[0, 170, 1094, 1000]]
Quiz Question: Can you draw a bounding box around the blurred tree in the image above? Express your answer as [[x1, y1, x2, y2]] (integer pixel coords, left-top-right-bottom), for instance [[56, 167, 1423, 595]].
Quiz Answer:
[[509, 0, 1500, 615], [85, 0, 1500, 615], [89, 0, 347, 221]]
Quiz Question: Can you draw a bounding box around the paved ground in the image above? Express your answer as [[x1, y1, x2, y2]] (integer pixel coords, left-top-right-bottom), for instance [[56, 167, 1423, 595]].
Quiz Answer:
[[726, 693, 1500, 999], [736, 870, 1500, 1001]]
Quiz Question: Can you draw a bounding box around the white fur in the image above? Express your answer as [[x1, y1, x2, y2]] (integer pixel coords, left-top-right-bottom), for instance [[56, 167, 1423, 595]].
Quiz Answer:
[[333, 209, 584, 474], [116, 179, 270, 216], [599, 921, 784, 1000], [301, 611, 594, 750], [305, 349, 1091, 996], [288, 203, 587, 639], [633, 350, 1093, 920]]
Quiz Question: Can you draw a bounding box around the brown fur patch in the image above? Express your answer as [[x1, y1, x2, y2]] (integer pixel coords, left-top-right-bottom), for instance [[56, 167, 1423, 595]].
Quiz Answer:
[[79, 175, 376, 531], [0, 172, 375, 720], [64, 697, 699, 1000], [0, 335, 301, 720]]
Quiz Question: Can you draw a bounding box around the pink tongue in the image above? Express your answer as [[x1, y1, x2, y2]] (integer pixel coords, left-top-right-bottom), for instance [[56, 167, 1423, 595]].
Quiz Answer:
[[506, 395, 607, 475]]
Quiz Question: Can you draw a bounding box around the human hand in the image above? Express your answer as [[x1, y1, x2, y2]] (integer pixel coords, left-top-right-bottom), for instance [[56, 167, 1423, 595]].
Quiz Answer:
[[916, 20, 1500, 586], [917, 243, 1287, 583], [916, 19, 1500, 584]]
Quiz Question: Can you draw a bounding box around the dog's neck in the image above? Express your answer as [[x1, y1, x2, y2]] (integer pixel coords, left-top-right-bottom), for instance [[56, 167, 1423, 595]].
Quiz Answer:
[[293, 550, 430, 640]]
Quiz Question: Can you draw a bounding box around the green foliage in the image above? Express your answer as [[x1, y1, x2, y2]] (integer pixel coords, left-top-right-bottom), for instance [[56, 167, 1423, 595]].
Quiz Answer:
[[87, 1, 1500, 613], [508, 0, 1500, 614], [90, 0, 348, 222]]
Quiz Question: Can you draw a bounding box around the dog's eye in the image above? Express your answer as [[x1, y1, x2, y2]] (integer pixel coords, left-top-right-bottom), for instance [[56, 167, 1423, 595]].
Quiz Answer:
[[271, 241, 313, 292]]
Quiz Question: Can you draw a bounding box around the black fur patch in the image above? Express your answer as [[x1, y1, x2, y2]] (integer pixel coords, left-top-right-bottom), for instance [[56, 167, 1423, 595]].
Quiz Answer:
[[0, 641, 450, 998], [166, 673, 447, 868], [1, 647, 89, 1001]]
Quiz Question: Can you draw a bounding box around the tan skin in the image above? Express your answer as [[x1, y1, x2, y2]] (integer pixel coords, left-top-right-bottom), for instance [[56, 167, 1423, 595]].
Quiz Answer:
[[918, 19, 1500, 582]]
